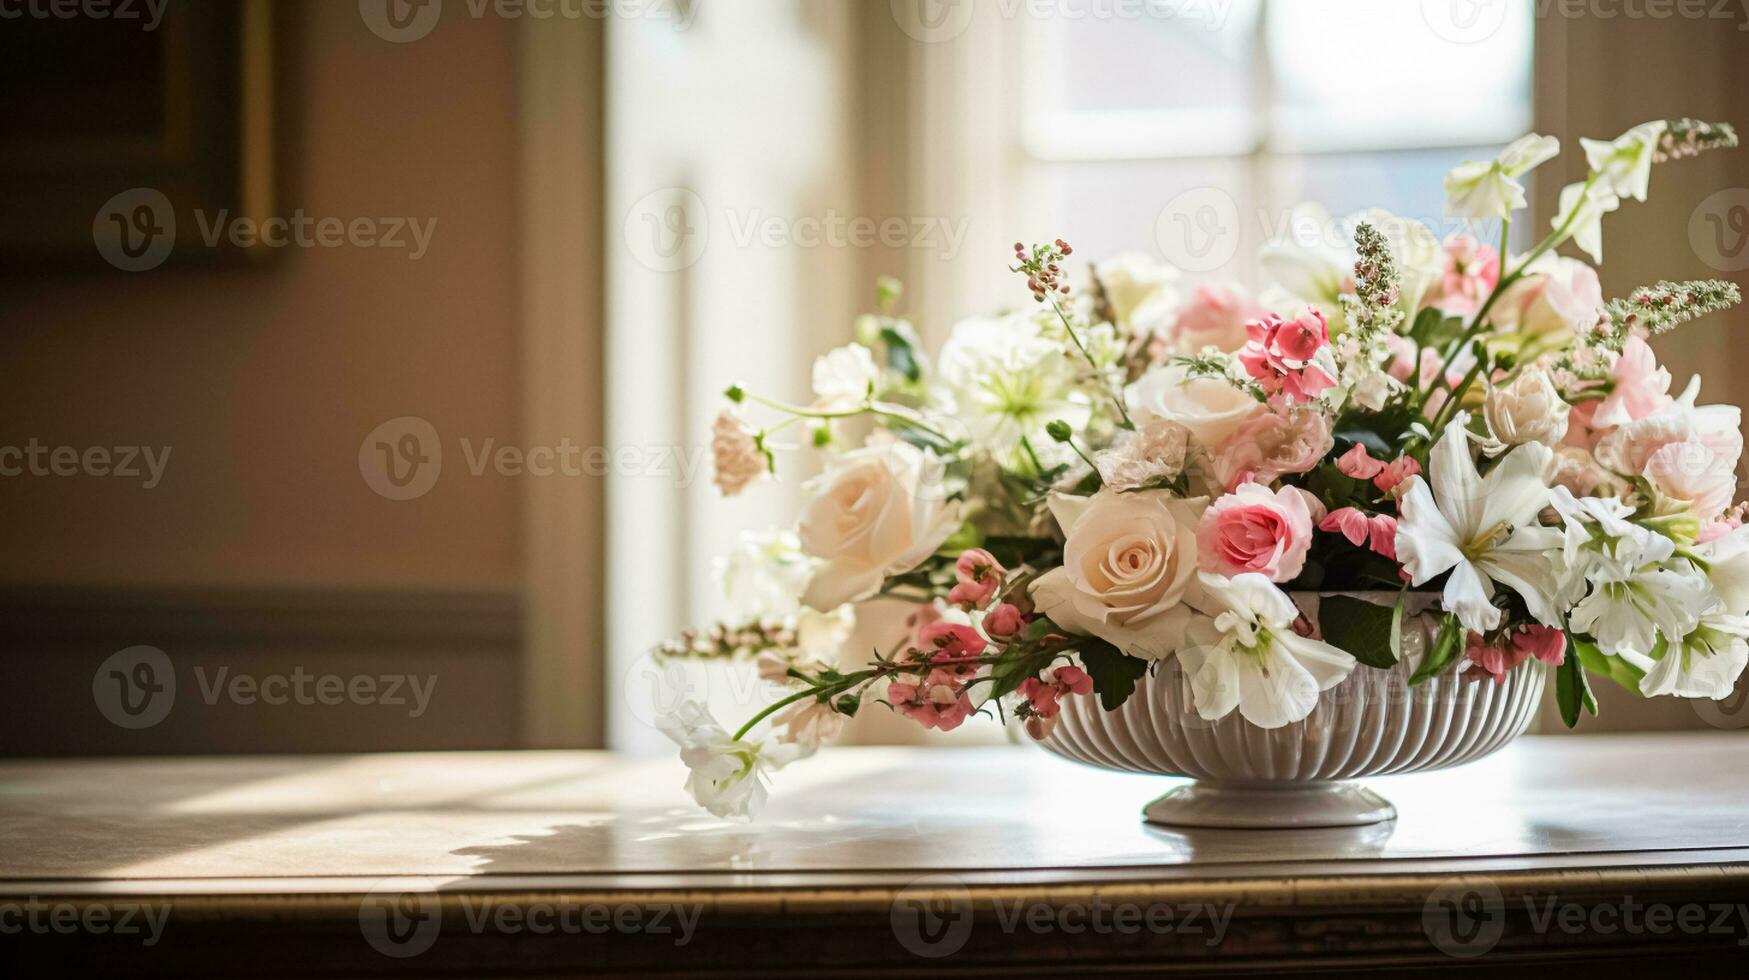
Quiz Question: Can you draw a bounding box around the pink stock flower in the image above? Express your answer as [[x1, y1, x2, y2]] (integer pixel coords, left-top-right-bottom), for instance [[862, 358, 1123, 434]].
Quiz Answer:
[[888, 670, 977, 732], [1212, 410, 1334, 491], [1196, 482, 1318, 582], [918, 621, 988, 661], [1238, 310, 1338, 406], [983, 602, 1025, 640], [1592, 336, 1673, 429], [949, 548, 1005, 609], [1430, 234, 1501, 315], [1169, 284, 1267, 354], [1017, 666, 1093, 722]]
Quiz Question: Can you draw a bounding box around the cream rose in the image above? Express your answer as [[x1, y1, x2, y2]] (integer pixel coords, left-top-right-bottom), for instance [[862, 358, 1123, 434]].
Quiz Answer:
[[1483, 368, 1570, 450], [1126, 363, 1264, 448], [796, 442, 961, 610], [1094, 253, 1179, 332], [1030, 490, 1207, 659], [1595, 397, 1743, 520]]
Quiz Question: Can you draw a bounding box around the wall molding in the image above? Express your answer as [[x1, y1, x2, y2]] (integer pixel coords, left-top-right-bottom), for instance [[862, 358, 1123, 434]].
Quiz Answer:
[[0, 584, 521, 649]]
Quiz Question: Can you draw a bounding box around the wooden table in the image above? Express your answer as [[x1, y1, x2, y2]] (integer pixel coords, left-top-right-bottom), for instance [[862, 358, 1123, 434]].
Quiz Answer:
[[2, 733, 1748, 976]]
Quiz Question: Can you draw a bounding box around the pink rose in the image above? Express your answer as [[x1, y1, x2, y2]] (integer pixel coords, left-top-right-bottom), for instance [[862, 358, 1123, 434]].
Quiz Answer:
[[1212, 410, 1334, 491], [1170, 284, 1266, 355], [1196, 482, 1317, 582]]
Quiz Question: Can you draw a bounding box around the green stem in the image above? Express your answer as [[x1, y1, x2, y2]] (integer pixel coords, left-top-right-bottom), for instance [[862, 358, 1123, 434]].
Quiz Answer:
[[1049, 298, 1135, 430], [732, 676, 863, 742], [746, 393, 950, 443]]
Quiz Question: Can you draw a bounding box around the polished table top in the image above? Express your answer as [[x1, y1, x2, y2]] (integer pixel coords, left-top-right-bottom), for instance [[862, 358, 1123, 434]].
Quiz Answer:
[[3, 733, 1748, 976]]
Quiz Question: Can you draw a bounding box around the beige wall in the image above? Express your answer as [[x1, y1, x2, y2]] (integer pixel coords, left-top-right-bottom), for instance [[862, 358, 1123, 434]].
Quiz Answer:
[[0, 2, 529, 754], [0, 2, 522, 592]]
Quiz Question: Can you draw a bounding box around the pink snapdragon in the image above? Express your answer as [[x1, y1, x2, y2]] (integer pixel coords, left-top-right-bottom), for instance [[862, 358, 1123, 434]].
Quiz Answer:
[[1463, 626, 1567, 684], [948, 548, 1006, 609], [1318, 507, 1399, 561], [1430, 234, 1501, 315], [1336, 444, 1421, 495], [1237, 310, 1338, 405]]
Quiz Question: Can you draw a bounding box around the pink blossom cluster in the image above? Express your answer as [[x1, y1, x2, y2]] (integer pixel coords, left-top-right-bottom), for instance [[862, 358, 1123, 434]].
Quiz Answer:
[[1016, 666, 1093, 739], [1464, 626, 1566, 684], [1237, 309, 1338, 405]]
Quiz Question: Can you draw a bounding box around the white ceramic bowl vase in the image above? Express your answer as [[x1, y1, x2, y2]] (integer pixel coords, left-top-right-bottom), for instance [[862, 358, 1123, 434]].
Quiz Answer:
[[1037, 592, 1546, 828]]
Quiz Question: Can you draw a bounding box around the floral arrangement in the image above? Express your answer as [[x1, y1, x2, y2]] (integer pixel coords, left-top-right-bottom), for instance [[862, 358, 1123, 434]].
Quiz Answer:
[[658, 119, 1746, 819]]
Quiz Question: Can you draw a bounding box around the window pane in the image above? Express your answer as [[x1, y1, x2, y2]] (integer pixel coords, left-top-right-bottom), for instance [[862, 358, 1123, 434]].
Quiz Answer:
[[1029, 0, 1263, 115]]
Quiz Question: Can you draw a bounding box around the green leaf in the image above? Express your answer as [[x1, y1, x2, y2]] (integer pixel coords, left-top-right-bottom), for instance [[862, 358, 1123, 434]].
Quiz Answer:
[[987, 645, 1059, 701], [1317, 594, 1400, 669], [879, 324, 922, 383], [1410, 613, 1465, 686], [1573, 635, 1646, 694], [1408, 308, 1464, 348], [1077, 640, 1151, 711], [1556, 634, 1598, 728]]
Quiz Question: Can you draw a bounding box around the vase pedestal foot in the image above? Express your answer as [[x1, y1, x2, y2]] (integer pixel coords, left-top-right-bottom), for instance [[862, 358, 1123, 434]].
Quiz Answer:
[[1143, 781, 1397, 829]]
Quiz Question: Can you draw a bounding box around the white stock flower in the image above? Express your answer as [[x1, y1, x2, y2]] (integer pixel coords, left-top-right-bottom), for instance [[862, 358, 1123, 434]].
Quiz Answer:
[[1700, 524, 1749, 618], [1566, 533, 1710, 658], [1094, 252, 1180, 332], [1632, 612, 1749, 700], [1581, 120, 1667, 203], [1553, 180, 1621, 264], [1178, 573, 1355, 729], [1395, 415, 1563, 633], [795, 441, 960, 610], [716, 529, 814, 624], [659, 701, 799, 821], [810, 343, 880, 412], [937, 313, 1092, 459], [1443, 134, 1561, 220], [1483, 368, 1570, 452], [1030, 490, 1207, 660]]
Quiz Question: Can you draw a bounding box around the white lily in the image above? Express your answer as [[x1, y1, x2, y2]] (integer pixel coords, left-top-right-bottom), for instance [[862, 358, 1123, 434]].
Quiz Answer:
[[1443, 133, 1561, 220], [1631, 612, 1749, 700], [1395, 415, 1564, 634], [1552, 180, 1620, 264], [1581, 120, 1667, 203], [1179, 573, 1355, 729], [1546, 486, 1643, 605], [659, 701, 800, 820]]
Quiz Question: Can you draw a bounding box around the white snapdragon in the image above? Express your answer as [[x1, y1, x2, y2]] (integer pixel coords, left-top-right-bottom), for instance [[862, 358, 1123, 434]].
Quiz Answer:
[[1443, 134, 1561, 220], [1552, 180, 1621, 264], [810, 343, 881, 412], [1581, 121, 1667, 203], [659, 701, 801, 821]]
